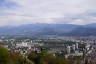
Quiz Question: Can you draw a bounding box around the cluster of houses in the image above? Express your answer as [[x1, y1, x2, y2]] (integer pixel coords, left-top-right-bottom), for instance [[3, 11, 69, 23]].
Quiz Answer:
[[0, 38, 94, 58], [65, 43, 93, 58]]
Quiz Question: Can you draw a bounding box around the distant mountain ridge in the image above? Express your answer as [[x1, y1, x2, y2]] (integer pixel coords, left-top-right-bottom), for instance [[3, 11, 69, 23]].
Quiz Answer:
[[85, 23, 96, 27], [0, 23, 96, 36]]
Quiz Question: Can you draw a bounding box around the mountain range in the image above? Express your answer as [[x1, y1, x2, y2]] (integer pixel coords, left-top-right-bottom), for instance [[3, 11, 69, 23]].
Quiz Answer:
[[0, 23, 96, 36]]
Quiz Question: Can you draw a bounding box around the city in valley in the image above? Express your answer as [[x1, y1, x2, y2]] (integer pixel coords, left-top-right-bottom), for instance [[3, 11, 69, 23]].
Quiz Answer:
[[0, 36, 96, 64], [0, 0, 96, 64]]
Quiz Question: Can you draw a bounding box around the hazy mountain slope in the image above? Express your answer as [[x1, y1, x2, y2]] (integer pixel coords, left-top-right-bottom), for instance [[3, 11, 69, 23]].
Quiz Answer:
[[85, 23, 96, 28], [0, 24, 80, 35], [0, 23, 96, 36], [66, 27, 96, 36]]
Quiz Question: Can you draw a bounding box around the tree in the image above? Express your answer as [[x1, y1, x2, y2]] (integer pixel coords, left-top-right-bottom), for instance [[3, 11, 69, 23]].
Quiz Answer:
[[0, 46, 11, 64]]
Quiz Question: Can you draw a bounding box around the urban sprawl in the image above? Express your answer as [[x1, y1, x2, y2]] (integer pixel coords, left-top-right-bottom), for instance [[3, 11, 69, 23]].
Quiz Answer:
[[0, 36, 96, 64]]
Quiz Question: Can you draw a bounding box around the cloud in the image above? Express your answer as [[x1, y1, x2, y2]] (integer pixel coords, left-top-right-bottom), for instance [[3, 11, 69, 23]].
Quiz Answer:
[[0, 0, 96, 26]]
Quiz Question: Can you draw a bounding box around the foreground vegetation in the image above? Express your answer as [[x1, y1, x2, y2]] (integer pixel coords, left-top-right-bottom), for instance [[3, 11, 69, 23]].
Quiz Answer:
[[0, 46, 82, 64]]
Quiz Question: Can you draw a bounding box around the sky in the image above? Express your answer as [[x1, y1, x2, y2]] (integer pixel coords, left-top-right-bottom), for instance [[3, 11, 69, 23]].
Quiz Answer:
[[0, 0, 96, 26]]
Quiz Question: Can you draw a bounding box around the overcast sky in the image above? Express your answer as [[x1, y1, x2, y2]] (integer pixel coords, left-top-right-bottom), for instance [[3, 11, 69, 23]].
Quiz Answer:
[[0, 0, 96, 26]]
